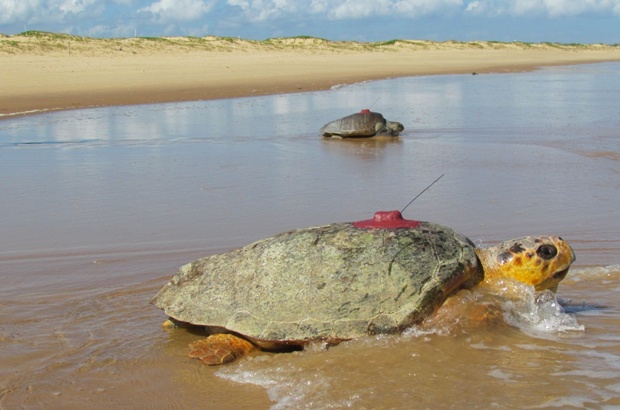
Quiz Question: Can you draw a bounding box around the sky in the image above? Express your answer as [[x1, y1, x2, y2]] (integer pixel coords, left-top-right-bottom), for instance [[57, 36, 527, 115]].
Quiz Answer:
[[1, 0, 619, 44]]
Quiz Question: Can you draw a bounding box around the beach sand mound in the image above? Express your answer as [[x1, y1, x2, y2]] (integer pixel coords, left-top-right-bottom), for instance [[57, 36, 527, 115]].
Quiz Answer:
[[1, 31, 619, 117], [2, 31, 618, 57]]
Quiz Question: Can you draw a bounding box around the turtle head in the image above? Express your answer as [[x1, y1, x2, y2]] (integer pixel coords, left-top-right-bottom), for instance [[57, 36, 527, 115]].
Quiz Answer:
[[475, 236, 575, 292], [374, 121, 404, 136], [386, 121, 404, 134]]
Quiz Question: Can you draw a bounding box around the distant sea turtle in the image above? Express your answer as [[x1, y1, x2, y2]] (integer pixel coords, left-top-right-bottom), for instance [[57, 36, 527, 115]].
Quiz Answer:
[[152, 210, 575, 365], [320, 109, 404, 138]]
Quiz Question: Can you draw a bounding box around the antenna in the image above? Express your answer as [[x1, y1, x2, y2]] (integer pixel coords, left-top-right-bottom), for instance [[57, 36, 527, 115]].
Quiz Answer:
[[401, 174, 445, 213], [368, 97, 381, 110]]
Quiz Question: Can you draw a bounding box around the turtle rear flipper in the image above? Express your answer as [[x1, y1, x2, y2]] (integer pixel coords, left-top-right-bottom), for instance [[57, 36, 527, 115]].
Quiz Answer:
[[189, 334, 256, 365]]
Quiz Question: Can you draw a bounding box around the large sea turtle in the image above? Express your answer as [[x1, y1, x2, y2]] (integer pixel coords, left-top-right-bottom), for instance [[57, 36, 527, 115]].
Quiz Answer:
[[152, 210, 575, 365], [320, 109, 404, 138]]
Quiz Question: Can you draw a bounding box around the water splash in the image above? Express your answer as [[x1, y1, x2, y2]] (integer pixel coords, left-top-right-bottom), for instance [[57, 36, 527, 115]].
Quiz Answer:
[[502, 289, 584, 337], [416, 278, 584, 339]]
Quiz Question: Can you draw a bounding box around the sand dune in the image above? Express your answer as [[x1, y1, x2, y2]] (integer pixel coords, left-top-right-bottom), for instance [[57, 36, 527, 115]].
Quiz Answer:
[[1, 32, 619, 117]]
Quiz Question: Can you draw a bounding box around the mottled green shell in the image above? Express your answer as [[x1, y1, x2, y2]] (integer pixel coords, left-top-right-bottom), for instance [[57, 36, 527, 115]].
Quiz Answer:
[[151, 222, 483, 343], [320, 112, 387, 137]]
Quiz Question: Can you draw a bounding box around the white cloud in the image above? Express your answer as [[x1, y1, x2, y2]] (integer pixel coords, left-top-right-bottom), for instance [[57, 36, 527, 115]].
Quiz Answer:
[[0, 0, 41, 24], [309, 0, 328, 14], [226, 0, 300, 22], [227, 0, 249, 9], [0, 0, 618, 39], [228, 0, 463, 21], [543, 0, 619, 17], [328, 0, 392, 19], [464, 0, 620, 17], [140, 0, 215, 22], [319, 0, 464, 20], [0, 0, 108, 26], [55, 0, 99, 15], [394, 0, 463, 17], [464, 0, 487, 15]]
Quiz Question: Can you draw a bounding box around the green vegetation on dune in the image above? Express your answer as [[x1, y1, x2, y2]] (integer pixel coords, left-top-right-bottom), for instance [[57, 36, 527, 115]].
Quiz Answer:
[[0, 31, 619, 55]]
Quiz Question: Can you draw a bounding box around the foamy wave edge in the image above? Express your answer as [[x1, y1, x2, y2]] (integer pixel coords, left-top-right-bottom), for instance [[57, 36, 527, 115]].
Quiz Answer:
[[569, 265, 620, 281]]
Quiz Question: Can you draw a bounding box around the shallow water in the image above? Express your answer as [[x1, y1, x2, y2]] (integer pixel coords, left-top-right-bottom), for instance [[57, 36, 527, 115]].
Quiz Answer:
[[1, 63, 619, 409]]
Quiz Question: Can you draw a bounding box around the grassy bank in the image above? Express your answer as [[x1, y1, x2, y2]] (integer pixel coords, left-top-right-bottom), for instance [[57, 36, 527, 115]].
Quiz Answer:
[[2, 31, 618, 56]]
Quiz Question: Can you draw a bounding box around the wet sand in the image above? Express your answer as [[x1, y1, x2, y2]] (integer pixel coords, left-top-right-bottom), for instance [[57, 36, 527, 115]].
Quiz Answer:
[[1, 33, 619, 117], [1, 36, 619, 408]]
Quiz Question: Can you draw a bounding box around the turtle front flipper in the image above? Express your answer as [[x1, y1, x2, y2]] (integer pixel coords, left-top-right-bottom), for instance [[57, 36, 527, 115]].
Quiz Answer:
[[188, 333, 256, 365]]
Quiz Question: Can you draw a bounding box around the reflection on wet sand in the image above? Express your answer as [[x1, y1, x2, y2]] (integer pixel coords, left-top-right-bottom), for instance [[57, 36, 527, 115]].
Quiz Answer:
[[0, 63, 619, 409], [321, 134, 403, 160]]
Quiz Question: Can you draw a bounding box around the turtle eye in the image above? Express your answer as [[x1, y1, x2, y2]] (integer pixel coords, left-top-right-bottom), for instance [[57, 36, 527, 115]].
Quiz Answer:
[[537, 244, 558, 260], [497, 251, 513, 264]]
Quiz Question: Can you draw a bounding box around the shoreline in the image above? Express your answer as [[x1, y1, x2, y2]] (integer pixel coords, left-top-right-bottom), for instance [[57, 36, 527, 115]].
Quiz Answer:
[[2, 33, 620, 119]]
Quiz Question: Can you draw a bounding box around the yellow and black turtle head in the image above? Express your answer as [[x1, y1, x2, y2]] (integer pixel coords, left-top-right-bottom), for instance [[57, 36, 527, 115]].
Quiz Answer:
[[475, 236, 575, 292]]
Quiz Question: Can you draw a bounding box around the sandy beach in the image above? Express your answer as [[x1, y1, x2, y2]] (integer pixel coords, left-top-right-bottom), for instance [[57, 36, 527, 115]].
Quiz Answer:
[[2, 33, 620, 408], [1, 32, 619, 117]]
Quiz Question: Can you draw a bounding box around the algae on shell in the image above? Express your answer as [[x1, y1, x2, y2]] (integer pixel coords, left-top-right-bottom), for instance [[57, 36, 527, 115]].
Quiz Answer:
[[152, 222, 483, 342]]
